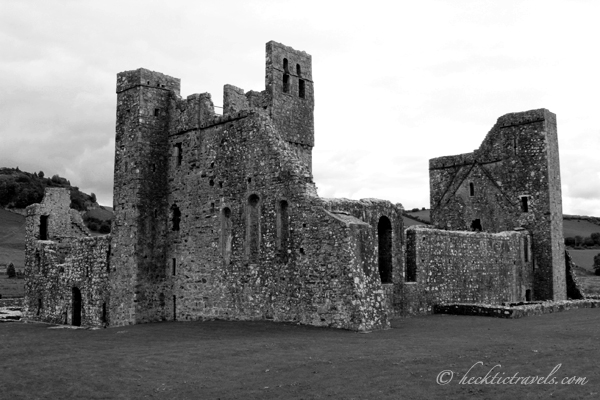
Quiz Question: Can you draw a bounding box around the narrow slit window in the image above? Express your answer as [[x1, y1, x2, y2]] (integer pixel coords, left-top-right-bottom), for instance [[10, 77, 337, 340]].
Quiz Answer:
[[173, 295, 177, 321], [172, 258, 176, 275], [469, 182, 474, 197], [299, 79, 305, 98], [524, 236, 529, 262], [283, 74, 290, 93], [171, 205, 181, 231], [296, 64, 302, 76]]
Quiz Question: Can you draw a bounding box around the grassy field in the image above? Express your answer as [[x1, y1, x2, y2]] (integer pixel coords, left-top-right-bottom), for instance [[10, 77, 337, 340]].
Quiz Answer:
[[568, 249, 599, 272], [0, 275, 24, 298], [563, 219, 600, 239], [1, 310, 599, 399], [0, 209, 25, 272]]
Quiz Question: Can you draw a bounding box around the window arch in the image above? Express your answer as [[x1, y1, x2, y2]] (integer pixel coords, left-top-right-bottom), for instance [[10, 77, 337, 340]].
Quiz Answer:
[[282, 58, 290, 93], [378, 216, 393, 283], [296, 64, 301, 76], [276, 200, 290, 262], [221, 207, 232, 264], [246, 195, 261, 262]]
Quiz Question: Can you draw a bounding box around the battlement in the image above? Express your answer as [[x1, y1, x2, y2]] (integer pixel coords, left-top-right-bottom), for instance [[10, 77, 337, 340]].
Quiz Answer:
[[116, 68, 181, 94]]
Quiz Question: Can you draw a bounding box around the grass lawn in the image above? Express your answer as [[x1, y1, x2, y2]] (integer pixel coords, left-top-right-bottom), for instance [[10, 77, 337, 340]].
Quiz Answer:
[[1, 310, 599, 399], [0, 275, 24, 298], [563, 219, 600, 239]]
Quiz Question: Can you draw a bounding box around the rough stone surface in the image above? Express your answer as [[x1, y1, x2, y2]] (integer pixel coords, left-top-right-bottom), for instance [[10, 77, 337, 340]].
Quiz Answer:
[[429, 109, 566, 301], [23, 188, 110, 327], [23, 42, 573, 330], [401, 225, 532, 315]]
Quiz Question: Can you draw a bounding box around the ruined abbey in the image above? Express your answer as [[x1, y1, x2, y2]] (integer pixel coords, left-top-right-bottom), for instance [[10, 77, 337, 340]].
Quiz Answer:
[[23, 41, 567, 331]]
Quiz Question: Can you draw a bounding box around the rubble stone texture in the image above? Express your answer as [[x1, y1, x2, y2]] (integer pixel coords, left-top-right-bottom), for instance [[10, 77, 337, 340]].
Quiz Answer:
[[428, 109, 566, 301], [23, 42, 570, 330]]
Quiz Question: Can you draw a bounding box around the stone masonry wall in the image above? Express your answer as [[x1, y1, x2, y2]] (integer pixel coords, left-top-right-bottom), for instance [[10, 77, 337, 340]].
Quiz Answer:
[[429, 109, 565, 301], [400, 225, 533, 315], [23, 236, 111, 327]]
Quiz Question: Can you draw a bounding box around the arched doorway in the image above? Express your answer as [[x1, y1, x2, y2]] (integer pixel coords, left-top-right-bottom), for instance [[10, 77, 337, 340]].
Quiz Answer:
[[72, 287, 82, 326], [378, 216, 393, 283]]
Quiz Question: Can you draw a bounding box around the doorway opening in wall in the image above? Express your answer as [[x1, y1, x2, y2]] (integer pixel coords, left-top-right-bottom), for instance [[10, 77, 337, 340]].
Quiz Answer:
[[525, 289, 532, 302], [40, 215, 48, 240], [173, 295, 177, 321], [72, 287, 82, 326], [378, 216, 393, 283]]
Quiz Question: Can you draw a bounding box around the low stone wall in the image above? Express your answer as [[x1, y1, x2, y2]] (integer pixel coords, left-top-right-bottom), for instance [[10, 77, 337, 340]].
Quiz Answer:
[[400, 226, 533, 315], [434, 299, 600, 318]]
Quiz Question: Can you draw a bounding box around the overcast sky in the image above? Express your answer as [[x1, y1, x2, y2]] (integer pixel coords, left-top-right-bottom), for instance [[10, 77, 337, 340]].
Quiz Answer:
[[2, 0, 599, 216]]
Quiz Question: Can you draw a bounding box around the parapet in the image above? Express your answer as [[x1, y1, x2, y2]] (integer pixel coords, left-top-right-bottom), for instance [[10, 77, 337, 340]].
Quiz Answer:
[[116, 68, 181, 94]]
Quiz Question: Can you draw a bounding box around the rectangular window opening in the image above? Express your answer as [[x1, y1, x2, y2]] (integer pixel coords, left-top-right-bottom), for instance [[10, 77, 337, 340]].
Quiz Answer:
[[172, 258, 176, 276], [174, 143, 183, 167], [521, 196, 529, 213], [40, 215, 49, 240], [299, 79, 305, 98]]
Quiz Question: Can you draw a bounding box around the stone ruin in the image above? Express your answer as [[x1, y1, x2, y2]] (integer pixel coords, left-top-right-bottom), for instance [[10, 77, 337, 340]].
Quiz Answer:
[[23, 41, 568, 330]]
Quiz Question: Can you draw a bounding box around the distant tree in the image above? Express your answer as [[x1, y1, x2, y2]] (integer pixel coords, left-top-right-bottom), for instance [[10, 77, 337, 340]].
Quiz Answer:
[[90, 192, 97, 203], [38, 171, 44, 178], [6, 262, 16, 278], [565, 237, 576, 247], [421, 207, 426, 211], [411, 208, 419, 212], [594, 254, 600, 276], [591, 232, 600, 246], [584, 237, 595, 247], [575, 236, 584, 247]]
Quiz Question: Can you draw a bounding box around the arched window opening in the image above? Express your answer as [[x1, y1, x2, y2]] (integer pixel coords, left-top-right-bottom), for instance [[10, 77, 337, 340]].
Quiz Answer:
[[277, 200, 290, 262], [174, 143, 183, 167], [171, 204, 181, 231], [283, 74, 290, 93], [296, 64, 302, 76], [378, 216, 393, 283], [299, 79, 305, 98], [283, 58, 290, 93], [72, 287, 82, 327], [246, 194, 261, 262], [221, 207, 232, 264], [469, 182, 474, 197]]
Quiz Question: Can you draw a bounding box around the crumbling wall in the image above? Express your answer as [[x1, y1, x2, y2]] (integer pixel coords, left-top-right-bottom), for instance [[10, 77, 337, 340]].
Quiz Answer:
[[400, 226, 533, 315], [429, 109, 565, 301], [23, 235, 110, 327]]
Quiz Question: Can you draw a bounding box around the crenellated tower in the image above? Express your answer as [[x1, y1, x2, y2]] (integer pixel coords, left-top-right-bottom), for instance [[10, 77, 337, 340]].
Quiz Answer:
[[110, 68, 180, 325], [265, 41, 314, 172]]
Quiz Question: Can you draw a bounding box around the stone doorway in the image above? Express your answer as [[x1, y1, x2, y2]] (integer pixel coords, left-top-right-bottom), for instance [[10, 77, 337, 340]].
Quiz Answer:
[[72, 287, 82, 326]]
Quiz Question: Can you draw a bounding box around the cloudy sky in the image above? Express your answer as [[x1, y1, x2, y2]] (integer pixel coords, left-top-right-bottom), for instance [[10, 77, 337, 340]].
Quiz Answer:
[[2, 0, 600, 215]]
